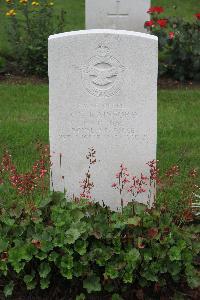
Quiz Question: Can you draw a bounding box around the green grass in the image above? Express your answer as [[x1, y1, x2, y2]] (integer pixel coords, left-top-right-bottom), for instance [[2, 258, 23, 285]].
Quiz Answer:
[[0, 84, 199, 175], [0, 0, 199, 54], [158, 89, 200, 172], [0, 84, 48, 171]]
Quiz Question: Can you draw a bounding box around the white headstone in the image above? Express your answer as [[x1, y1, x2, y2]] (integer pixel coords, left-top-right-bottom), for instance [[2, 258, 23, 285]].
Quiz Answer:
[[86, 0, 150, 32], [49, 29, 158, 210]]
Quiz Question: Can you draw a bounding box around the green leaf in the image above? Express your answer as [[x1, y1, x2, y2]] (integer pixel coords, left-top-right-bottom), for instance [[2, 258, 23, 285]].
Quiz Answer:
[[91, 245, 113, 266], [123, 268, 135, 284], [24, 273, 36, 290], [38, 196, 53, 208], [143, 249, 152, 262], [186, 265, 200, 289], [105, 264, 119, 279], [4, 281, 14, 298], [60, 254, 73, 269], [48, 251, 60, 263], [126, 216, 141, 226], [0, 261, 8, 276], [71, 209, 84, 221], [66, 228, 81, 244], [177, 240, 186, 250], [0, 239, 9, 253], [142, 270, 158, 282], [83, 274, 101, 294], [1, 216, 15, 226], [76, 294, 86, 300], [35, 251, 47, 260], [187, 274, 200, 289], [74, 239, 87, 255], [169, 246, 181, 261], [60, 254, 73, 279], [15, 262, 26, 274], [24, 274, 35, 284], [186, 224, 200, 234], [60, 268, 72, 279], [125, 248, 140, 268], [113, 235, 121, 254], [168, 261, 181, 276], [112, 293, 123, 300], [40, 277, 50, 290], [39, 262, 51, 278], [8, 244, 36, 264], [193, 241, 200, 255], [134, 203, 147, 215]]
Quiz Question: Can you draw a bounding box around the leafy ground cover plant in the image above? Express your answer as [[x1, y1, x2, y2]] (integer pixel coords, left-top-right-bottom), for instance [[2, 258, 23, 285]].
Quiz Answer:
[[2, 0, 65, 77], [0, 147, 199, 299], [0, 194, 199, 299], [145, 6, 200, 81]]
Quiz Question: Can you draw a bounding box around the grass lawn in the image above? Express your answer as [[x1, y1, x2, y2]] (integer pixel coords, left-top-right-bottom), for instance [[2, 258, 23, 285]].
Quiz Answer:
[[0, 0, 199, 54], [0, 84, 199, 175]]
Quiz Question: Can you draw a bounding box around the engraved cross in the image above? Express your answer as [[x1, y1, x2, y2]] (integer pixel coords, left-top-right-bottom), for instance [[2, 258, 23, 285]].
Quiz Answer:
[[107, 0, 129, 19]]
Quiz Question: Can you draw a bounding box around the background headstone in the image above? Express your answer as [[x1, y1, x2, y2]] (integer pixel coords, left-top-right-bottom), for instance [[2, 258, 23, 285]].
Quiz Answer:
[[49, 29, 158, 210], [86, 0, 150, 32]]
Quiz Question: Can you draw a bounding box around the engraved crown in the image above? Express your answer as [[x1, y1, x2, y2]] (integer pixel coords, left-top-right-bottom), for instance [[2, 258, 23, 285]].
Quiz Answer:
[[96, 43, 110, 57]]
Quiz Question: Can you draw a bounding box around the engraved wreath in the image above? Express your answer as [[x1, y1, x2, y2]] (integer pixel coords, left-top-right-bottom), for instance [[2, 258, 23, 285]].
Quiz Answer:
[[81, 43, 125, 97]]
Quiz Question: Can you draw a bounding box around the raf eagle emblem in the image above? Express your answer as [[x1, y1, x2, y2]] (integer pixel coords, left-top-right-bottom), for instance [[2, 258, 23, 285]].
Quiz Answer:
[[81, 44, 125, 97]]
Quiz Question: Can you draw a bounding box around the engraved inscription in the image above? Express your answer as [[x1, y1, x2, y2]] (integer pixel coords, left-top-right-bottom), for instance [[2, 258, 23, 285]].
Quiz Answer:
[[59, 103, 148, 141], [81, 43, 125, 97]]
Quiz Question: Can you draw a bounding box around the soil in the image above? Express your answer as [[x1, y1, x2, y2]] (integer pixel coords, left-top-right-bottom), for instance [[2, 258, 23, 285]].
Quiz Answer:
[[0, 276, 199, 300], [0, 74, 48, 85], [158, 78, 200, 90]]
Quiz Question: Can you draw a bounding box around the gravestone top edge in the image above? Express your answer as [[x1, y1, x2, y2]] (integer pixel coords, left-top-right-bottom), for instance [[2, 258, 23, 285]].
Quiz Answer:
[[48, 29, 158, 42]]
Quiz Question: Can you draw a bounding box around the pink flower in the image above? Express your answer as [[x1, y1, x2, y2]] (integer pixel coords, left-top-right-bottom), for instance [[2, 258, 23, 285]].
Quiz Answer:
[[137, 188, 146, 194], [80, 192, 91, 199], [112, 183, 117, 188], [141, 174, 148, 181], [169, 32, 175, 39], [147, 159, 157, 168], [40, 169, 47, 178], [122, 178, 130, 184], [80, 193, 86, 198], [120, 164, 127, 171], [136, 179, 140, 185], [115, 172, 120, 178]]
